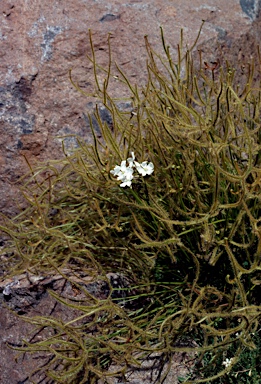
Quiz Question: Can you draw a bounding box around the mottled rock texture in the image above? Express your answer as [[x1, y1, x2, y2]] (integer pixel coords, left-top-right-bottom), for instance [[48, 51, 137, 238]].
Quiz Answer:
[[1, 0, 261, 382], [0, 0, 261, 216]]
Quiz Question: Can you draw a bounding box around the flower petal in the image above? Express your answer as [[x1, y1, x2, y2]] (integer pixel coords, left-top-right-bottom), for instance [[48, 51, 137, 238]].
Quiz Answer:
[[127, 152, 135, 167], [134, 161, 154, 176]]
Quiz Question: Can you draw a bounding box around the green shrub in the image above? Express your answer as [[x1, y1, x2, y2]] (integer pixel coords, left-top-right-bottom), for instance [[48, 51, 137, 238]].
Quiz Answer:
[[1, 25, 261, 383]]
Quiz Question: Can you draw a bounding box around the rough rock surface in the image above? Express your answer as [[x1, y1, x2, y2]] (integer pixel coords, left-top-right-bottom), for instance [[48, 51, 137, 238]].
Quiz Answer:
[[1, 0, 261, 382], [0, 0, 261, 217]]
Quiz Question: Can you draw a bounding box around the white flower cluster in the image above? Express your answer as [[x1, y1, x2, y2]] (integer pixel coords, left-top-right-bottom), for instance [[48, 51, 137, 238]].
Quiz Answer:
[[110, 152, 154, 187]]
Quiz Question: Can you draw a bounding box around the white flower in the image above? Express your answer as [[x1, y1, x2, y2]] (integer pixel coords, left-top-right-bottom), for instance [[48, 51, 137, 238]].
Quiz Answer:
[[110, 160, 134, 187], [110, 161, 126, 177], [134, 161, 154, 176], [118, 166, 134, 187], [222, 358, 233, 368], [127, 152, 135, 168], [110, 152, 154, 187], [120, 178, 132, 187]]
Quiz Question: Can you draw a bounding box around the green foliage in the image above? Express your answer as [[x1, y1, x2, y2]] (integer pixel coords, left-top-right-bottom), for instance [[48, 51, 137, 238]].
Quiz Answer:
[[1, 24, 261, 383], [199, 328, 261, 383]]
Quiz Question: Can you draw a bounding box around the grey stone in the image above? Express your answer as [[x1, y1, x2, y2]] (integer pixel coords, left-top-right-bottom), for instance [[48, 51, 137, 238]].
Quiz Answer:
[[240, 0, 261, 20]]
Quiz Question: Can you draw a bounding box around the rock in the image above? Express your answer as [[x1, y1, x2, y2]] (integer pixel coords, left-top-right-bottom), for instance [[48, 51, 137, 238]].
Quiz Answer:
[[0, 0, 261, 216], [240, 0, 260, 20], [1, 1, 261, 382]]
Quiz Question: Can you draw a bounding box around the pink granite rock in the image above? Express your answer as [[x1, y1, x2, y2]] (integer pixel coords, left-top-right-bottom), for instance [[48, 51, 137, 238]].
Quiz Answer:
[[0, 0, 261, 217]]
